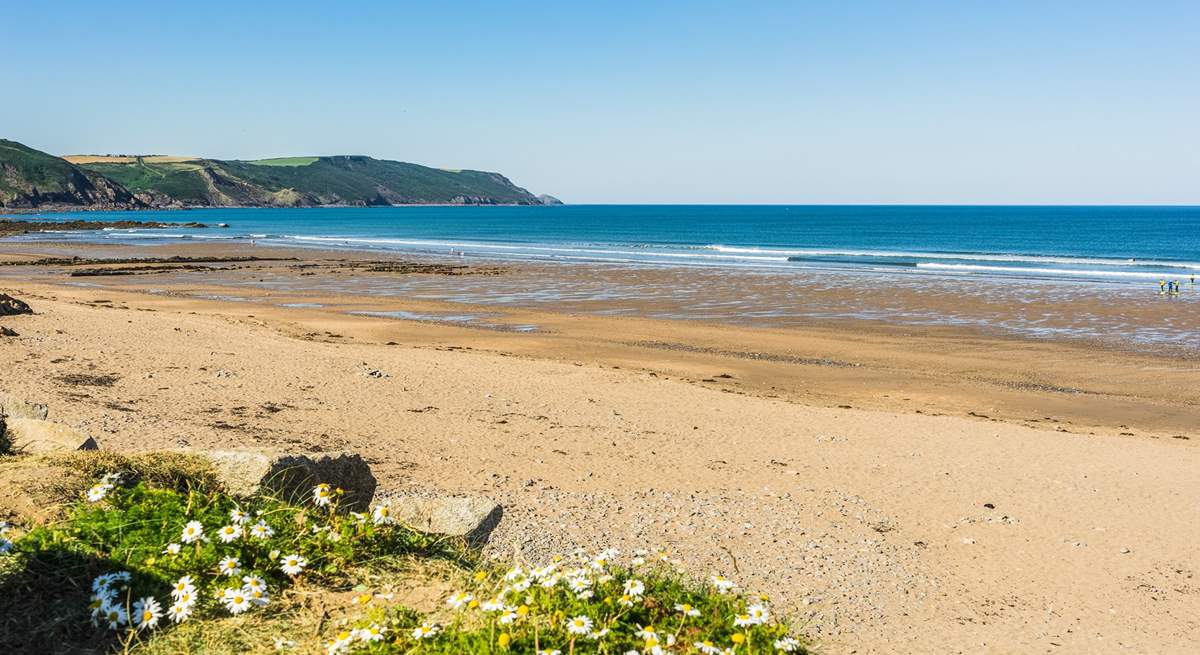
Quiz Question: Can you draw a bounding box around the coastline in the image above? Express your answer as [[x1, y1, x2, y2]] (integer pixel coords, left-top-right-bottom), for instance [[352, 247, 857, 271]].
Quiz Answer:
[[2, 244, 1199, 652]]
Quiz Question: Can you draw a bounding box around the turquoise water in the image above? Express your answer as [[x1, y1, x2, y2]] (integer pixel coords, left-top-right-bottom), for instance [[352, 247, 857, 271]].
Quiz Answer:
[[15, 205, 1200, 284]]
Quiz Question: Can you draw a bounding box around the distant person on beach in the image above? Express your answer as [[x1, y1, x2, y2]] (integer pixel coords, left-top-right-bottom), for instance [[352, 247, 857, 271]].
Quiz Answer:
[[1159, 279, 1166, 294]]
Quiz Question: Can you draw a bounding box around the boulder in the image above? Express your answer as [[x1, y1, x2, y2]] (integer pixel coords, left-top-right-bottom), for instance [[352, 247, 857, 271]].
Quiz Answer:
[[386, 494, 502, 542], [0, 393, 49, 421], [202, 450, 376, 511], [0, 294, 31, 316], [4, 418, 98, 454]]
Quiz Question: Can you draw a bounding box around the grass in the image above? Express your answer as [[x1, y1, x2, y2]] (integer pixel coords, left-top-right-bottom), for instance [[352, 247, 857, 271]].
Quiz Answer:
[[0, 454, 808, 654], [245, 157, 319, 167]]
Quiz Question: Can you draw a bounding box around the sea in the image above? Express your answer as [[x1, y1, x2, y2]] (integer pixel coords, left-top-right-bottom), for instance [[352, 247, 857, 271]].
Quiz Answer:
[[8, 205, 1200, 348], [12, 205, 1200, 282]]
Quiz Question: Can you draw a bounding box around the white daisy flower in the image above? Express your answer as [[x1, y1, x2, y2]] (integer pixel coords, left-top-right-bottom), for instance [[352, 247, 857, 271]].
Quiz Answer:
[[733, 613, 755, 627], [747, 603, 770, 624], [280, 553, 307, 576], [623, 578, 645, 597], [217, 524, 242, 543], [102, 604, 128, 631], [675, 602, 701, 617], [218, 556, 241, 576], [566, 615, 593, 635], [774, 637, 802, 652], [480, 597, 504, 612], [86, 484, 112, 502], [357, 624, 387, 642], [327, 631, 353, 655], [171, 576, 196, 600], [635, 625, 657, 640], [162, 543, 181, 555], [247, 586, 270, 606], [132, 596, 162, 630], [695, 642, 723, 655], [242, 575, 266, 592], [167, 601, 192, 623], [446, 591, 474, 609], [371, 500, 394, 525], [710, 574, 737, 593], [250, 520, 275, 539], [229, 508, 249, 525], [410, 622, 439, 640], [587, 627, 610, 640], [180, 520, 204, 544], [313, 483, 332, 507], [538, 650, 561, 655], [498, 607, 519, 624], [222, 587, 252, 614]]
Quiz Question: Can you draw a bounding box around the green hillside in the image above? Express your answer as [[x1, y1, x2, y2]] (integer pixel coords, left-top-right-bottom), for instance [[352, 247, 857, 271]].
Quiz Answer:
[[1, 139, 552, 209]]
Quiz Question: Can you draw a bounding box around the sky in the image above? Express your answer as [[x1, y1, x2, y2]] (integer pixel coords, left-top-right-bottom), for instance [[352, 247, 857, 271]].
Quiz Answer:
[[2, 1, 1197, 204]]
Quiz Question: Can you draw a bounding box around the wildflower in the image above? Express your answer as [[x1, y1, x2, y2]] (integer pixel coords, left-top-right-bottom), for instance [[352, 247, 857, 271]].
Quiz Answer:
[[218, 556, 241, 576], [538, 651, 561, 655], [635, 625, 657, 641], [587, 628, 610, 640], [349, 511, 367, 524], [242, 575, 267, 592], [86, 484, 111, 502], [313, 483, 333, 507], [132, 596, 162, 630], [504, 566, 525, 582], [230, 508, 249, 525], [498, 607, 519, 624], [411, 622, 440, 640], [710, 574, 737, 593], [280, 554, 307, 576], [167, 601, 192, 623], [357, 624, 387, 642], [566, 615, 593, 635], [497, 633, 512, 648], [623, 578, 645, 597], [618, 594, 635, 607], [327, 630, 354, 655], [733, 613, 755, 627], [222, 587, 252, 614], [248, 586, 270, 606], [217, 524, 243, 543], [171, 575, 196, 600], [250, 520, 275, 539], [371, 499, 394, 525], [568, 576, 592, 594], [676, 603, 701, 617], [695, 641, 723, 655], [446, 591, 474, 609], [163, 543, 181, 555], [774, 637, 802, 652], [180, 520, 204, 544], [731, 633, 746, 645], [481, 597, 504, 612], [746, 603, 771, 624], [102, 604, 128, 630]]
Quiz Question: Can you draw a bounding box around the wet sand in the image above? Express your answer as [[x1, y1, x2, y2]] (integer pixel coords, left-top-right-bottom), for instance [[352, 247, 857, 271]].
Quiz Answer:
[[1, 240, 1199, 653]]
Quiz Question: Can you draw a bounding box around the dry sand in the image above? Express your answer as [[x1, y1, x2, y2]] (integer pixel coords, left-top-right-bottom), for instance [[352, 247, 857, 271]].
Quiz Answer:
[[1, 244, 1198, 654]]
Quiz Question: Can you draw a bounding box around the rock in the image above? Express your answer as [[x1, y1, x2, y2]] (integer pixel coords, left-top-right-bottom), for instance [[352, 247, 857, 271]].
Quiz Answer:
[[0, 294, 32, 316], [387, 495, 503, 542], [0, 393, 49, 421], [4, 418, 98, 454], [0, 326, 17, 337], [201, 450, 376, 511]]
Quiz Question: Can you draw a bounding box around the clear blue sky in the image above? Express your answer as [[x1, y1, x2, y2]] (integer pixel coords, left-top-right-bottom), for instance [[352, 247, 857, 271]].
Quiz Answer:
[[2, 1, 1197, 204]]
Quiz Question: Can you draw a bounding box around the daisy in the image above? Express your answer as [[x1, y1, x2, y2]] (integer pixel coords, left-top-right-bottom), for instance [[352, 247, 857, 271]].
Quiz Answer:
[[162, 543, 181, 555], [746, 603, 770, 624], [357, 624, 387, 642], [218, 556, 241, 576], [481, 597, 504, 612], [371, 500, 394, 525], [734, 613, 755, 627], [313, 483, 332, 507], [774, 637, 802, 652], [280, 553, 307, 576], [217, 524, 242, 543], [538, 651, 561, 655], [86, 484, 111, 502], [247, 586, 270, 606], [710, 574, 737, 594], [568, 576, 591, 593], [566, 615, 593, 635], [446, 591, 474, 609], [242, 575, 267, 592], [498, 607, 519, 624], [132, 596, 162, 630], [102, 604, 128, 631], [180, 520, 204, 544], [411, 622, 439, 640], [675, 603, 701, 617], [618, 594, 635, 607], [635, 625, 657, 641], [229, 508, 249, 525], [695, 641, 723, 655], [587, 628, 610, 640], [249, 520, 275, 539], [327, 630, 354, 655], [171, 576, 196, 600], [623, 578, 645, 597], [167, 601, 192, 623], [222, 588, 252, 614]]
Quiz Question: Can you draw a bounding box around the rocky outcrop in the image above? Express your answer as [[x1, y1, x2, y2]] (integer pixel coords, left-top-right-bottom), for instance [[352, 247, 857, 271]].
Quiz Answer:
[[0, 392, 48, 420], [202, 449, 377, 511], [4, 418, 98, 454], [384, 494, 503, 542], [0, 294, 32, 316], [537, 194, 564, 205]]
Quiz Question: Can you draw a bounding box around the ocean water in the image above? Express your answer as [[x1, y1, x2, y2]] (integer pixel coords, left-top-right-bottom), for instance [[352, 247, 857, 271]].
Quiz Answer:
[[14, 205, 1200, 283]]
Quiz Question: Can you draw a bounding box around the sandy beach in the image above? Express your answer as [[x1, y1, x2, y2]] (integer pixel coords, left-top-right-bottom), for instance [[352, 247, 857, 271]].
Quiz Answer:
[[2, 241, 1198, 654]]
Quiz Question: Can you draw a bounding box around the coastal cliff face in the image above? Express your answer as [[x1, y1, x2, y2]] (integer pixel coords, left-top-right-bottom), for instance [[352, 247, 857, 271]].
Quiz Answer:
[[1, 139, 555, 210]]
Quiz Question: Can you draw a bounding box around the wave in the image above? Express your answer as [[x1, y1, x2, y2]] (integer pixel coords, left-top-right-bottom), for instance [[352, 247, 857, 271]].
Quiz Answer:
[[707, 245, 1200, 270], [915, 262, 1178, 279]]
